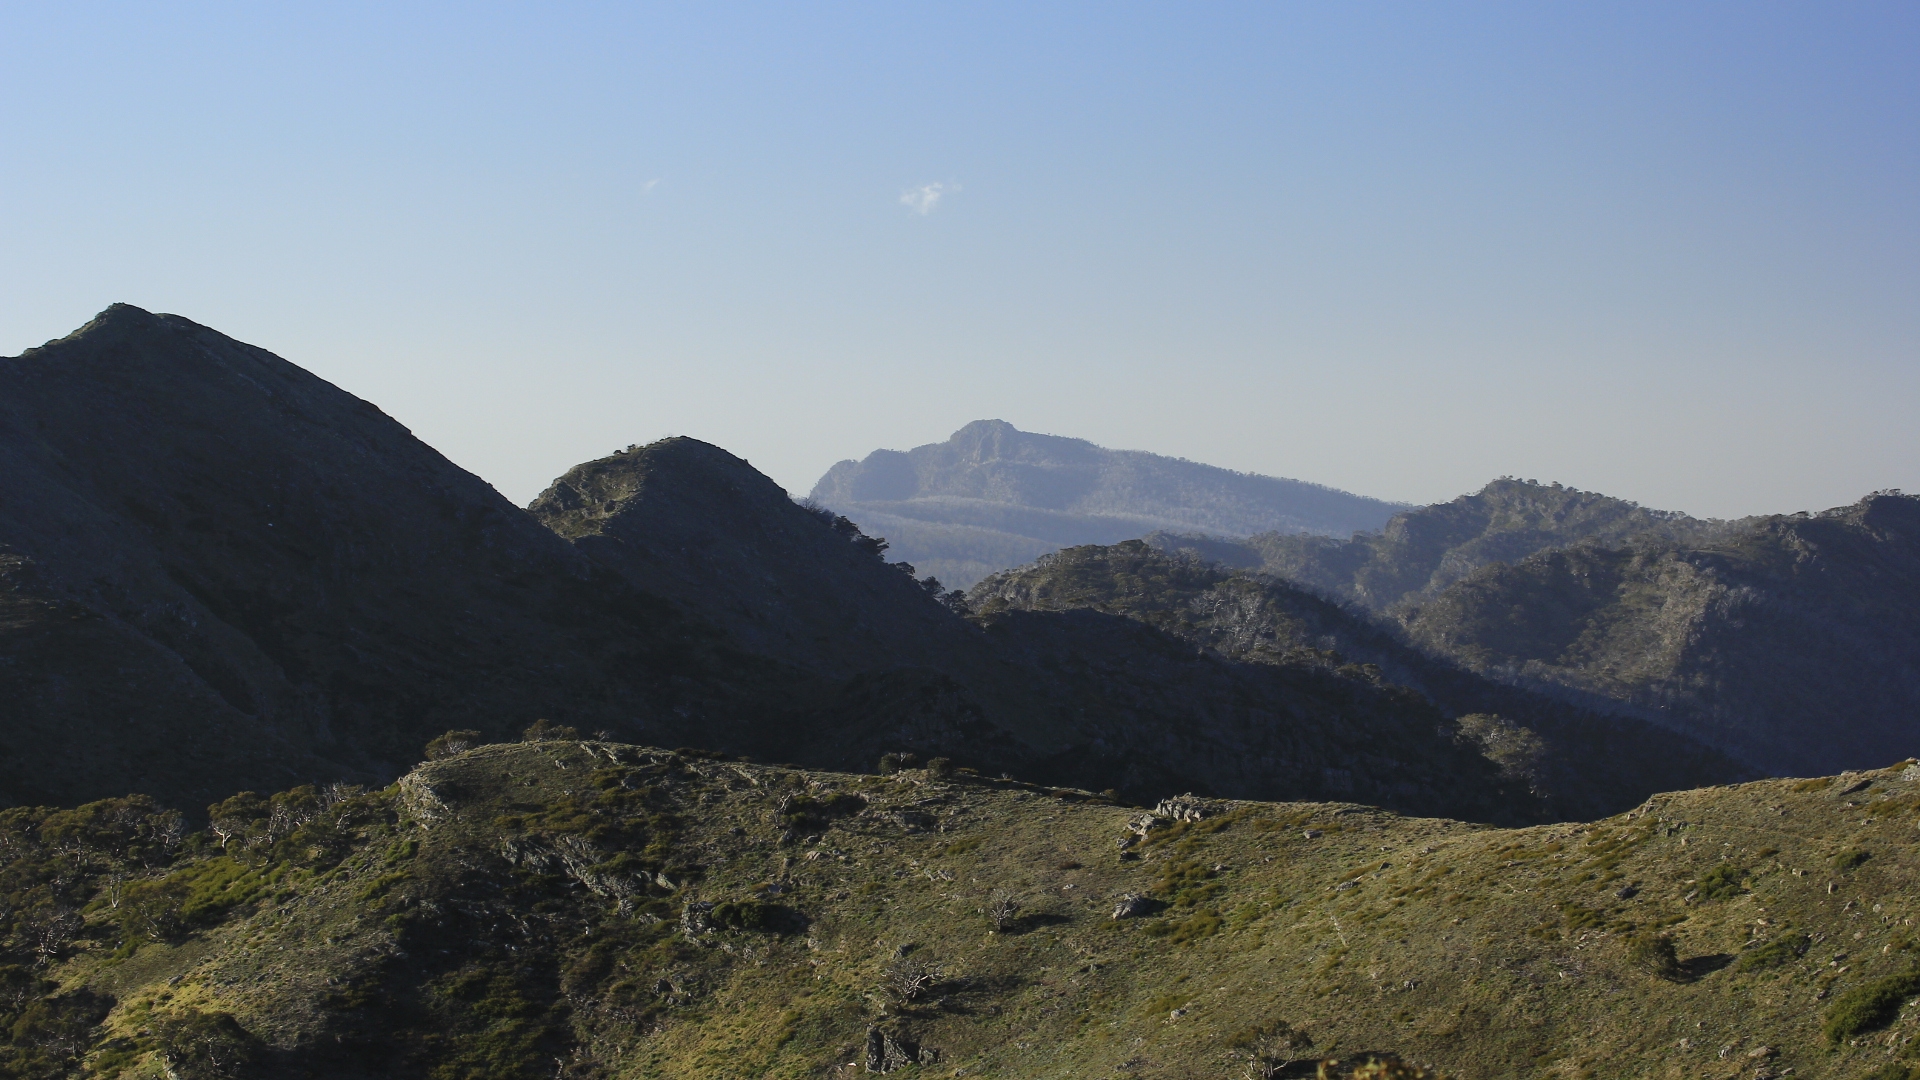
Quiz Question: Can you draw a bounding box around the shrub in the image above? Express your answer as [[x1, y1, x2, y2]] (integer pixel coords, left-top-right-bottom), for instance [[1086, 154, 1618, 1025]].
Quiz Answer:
[[1318, 1054, 1439, 1079], [877, 752, 920, 775], [779, 791, 867, 831], [1233, 1021, 1314, 1079], [925, 756, 954, 779], [424, 729, 482, 759], [1833, 848, 1873, 873], [151, 1006, 264, 1079], [1736, 932, 1811, 972], [1824, 969, 1920, 1043], [708, 900, 788, 933], [1697, 863, 1747, 901], [1626, 932, 1682, 980], [522, 719, 580, 742]]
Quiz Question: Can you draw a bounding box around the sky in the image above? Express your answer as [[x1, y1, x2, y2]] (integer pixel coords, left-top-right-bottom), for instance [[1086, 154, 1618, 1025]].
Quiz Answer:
[[2, 2, 1915, 518]]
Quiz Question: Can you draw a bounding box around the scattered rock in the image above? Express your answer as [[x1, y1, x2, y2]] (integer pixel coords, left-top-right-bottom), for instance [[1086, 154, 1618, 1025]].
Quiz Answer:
[[1152, 794, 1222, 822], [1111, 894, 1155, 919], [681, 901, 715, 935], [865, 1027, 937, 1072]]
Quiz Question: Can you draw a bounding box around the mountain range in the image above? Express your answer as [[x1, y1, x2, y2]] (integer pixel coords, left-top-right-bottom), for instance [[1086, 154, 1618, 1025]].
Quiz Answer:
[[1, 306, 1917, 1079], [1152, 481, 1920, 776], [2, 305, 1749, 825]]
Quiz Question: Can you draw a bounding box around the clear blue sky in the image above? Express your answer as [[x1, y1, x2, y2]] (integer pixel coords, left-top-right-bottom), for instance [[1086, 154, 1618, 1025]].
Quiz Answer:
[[3, 2, 1915, 518]]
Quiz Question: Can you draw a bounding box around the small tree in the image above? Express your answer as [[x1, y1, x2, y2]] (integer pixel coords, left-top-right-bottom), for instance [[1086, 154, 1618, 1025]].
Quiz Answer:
[[424, 729, 482, 760], [119, 877, 191, 945], [522, 718, 580, 742], [1626, 931, 1683, 981], [317, 781, 364, 813], [985, 889, 1023, 932], [884, 954, 944, 1004], [1240, 1022, 1313, 1079], [206, 792, 269, 851]]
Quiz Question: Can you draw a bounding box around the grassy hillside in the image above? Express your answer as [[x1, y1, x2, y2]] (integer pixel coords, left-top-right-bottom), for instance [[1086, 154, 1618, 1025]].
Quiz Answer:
[[5, 740, 1919, 1079]]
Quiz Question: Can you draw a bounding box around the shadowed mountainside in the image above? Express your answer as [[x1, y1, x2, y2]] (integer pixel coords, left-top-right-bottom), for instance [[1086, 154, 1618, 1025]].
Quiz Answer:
[[1399, 493, 1920, 776], [520, 441, 1585, 824], [1151, 478, 1748, 613], [0, 306, 1828, 828], [810, 420, 1405, 589], [0, 305, 816, 810], [1, 307, 1665, 825], [529, 437, 979, 681], [969, 541, 1744, 823]]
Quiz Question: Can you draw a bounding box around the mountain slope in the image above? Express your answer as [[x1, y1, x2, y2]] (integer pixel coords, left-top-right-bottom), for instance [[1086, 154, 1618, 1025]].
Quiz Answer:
[[968, 541, 1743, 822], [811, 420, 1404, 589], [520, 441, 1553, 822], [0, 309, 1588, 823], [7, 740, 1918, 1080], [1400, 493, 1920, 776], [0, 305, 810, 809], [528, 437, 979, 681], [1158, 478, 1745, 613]]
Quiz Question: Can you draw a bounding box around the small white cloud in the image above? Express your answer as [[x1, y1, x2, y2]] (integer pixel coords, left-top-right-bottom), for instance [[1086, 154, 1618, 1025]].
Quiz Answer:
[[641, 178, 662, 194], [901, 181, 957, 215]]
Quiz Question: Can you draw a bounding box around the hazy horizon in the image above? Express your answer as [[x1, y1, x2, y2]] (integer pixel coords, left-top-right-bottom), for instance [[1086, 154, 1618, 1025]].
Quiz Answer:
[[4, 4, 1915, 519]]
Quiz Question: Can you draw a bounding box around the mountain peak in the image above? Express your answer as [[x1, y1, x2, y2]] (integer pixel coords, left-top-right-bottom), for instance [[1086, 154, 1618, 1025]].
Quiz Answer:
[[810, 424, 1402, 588]]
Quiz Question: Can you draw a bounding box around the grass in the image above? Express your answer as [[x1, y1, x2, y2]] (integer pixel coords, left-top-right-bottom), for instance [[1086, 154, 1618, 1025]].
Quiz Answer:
[[9, 746, 1920, 1079]]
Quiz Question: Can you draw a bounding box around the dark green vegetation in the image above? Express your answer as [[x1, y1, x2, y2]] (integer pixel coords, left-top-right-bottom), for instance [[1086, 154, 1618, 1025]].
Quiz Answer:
[[3, 745, 1918, 1078], [810, 419, 1404, 590]]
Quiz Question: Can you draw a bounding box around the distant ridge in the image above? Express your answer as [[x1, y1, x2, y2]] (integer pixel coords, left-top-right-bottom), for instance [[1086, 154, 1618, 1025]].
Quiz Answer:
[[1152, 477, 1751, 612], [809, 420, 1405, 588]]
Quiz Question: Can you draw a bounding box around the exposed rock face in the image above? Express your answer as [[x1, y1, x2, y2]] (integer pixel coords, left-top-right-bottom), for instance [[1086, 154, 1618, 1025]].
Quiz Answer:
[[811, 419, 1404, 589], [0, 305, 800, 808], [864, 1027, 936, 1071]]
